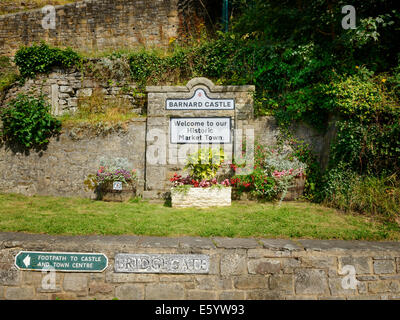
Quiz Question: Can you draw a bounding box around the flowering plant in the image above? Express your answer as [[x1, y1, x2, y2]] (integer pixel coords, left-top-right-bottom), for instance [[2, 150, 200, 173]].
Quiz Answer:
[[170, 148, 230, 193], [170, 173, 231, 190], [96, 166, 137, 185], [84, 157, 137, 191], [230, 143, 307, 202]]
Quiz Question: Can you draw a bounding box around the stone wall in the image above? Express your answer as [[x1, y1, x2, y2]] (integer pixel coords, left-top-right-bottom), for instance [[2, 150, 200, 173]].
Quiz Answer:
[[2, 65, 144, 116], [1, 232, 399, 300], [0, 119, 146, 198], [0, 77, 327, 200], [144, 77, 255, 199], [0, 0, 180, 57]]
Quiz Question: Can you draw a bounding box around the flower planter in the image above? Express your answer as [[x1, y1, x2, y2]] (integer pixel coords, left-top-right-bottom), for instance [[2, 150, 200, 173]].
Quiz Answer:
[[282, 175, 306, 201], [171, 187, 232, 208], [100, 182, 136, 202]]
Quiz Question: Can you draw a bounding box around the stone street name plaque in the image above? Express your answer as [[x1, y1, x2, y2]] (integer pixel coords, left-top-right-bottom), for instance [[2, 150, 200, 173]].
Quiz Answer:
[[15, 251, 108, 272], [114, 254, 210, 274], [170, 117, 231, 144], [166, 88, 234, 110]]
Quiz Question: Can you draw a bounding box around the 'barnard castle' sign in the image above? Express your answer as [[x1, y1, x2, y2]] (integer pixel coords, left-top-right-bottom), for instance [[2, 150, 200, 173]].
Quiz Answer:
[[166, 89, 235, 110]]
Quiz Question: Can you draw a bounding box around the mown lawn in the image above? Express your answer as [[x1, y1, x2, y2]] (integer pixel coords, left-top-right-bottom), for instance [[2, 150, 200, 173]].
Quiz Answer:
[[0, 193, 399, 240]]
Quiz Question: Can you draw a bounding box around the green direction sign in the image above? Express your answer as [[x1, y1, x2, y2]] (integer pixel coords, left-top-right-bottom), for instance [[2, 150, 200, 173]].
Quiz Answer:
[[15, 251, 108, 272]]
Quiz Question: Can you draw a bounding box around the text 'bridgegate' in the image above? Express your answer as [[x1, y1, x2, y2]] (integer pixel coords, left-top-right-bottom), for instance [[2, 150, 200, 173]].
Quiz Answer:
[[114, 254, 210, 274], [166, 89, 235, 110]]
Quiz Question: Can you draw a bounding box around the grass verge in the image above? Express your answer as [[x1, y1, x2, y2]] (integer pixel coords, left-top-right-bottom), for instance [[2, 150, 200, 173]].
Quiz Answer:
[[0, 193, 399, 240]]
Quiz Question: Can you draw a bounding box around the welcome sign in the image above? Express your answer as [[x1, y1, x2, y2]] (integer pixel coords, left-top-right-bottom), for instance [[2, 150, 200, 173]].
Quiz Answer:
[[170, 117, 231, 144], [166, 89, 235, 110]]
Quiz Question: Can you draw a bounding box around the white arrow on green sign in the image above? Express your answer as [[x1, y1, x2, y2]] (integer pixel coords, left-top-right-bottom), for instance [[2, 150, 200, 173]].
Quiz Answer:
[[15, 251, 108, 272]]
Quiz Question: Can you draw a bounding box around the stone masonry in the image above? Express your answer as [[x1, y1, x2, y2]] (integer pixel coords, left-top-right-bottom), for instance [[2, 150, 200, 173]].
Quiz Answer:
[[1, 232, 400, 300], [0, 0, 180, 57], [0, 119, 146, 198], [0, 76, 327, 200], [2, 66, 144, 116], [144, 77, 255, 199]]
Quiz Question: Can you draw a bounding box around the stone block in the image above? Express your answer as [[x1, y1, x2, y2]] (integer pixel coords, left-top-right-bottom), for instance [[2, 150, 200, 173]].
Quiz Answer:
[[59, 86, 73, 93], [195, 276, 232, 290], [269, 274, 294, 295], [233, 275, 268, 290], [219, 291, 245, 300], [89, 282, 114, 295], [248, 259, 281, 274], [220, 252, 247, 276], [63, 274, 88, 292], [171, 187, 232, 208], [106, 272, 158, 283], [145, 283, 185, 300], [0, 268, 21, 286], [328, 277, 358, 296], [213, 237, 260, 249], [187, 290, 217, 300], [373, 260, 396, 274], [115, 284, 144, 300], [301, 256, 337, 270], [51, 293, 77, 300], [368, 281, 400, 294], [281, 258, 301, 273], [339, 256, 371, 274], [5, 287, 34, 300], [294, 269, 328, 295], [246, 289, 281, 300]]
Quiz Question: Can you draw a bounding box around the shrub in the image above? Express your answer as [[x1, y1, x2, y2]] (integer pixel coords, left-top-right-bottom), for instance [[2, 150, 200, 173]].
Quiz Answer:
[[231, 143, 307, 202], [0, 94, 61, 148], [14, 43, 80, 78], [184, 148, 225, 181], [322, 165, 400, 221]]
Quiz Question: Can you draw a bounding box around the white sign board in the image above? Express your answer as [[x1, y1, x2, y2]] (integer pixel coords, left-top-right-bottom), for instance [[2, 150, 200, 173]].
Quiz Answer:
[[170, 117, 231, 144], [113, 181, 123, 190], [166, 89, 234, 110]]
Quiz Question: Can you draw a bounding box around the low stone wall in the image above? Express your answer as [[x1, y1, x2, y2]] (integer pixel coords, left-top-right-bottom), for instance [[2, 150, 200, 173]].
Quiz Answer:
[[0, 75, 327, 200], [2, 66, 144, 116], [0, 0, 180, 57], [0, 233, 399, 300], [0, 119, 146, 198]]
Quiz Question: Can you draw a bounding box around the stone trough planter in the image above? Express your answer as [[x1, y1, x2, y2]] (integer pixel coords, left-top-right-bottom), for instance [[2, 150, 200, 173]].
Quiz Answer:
[[281, 175, 306, 201], [171, 187, 232, 208], [99, 182, 136, 202]]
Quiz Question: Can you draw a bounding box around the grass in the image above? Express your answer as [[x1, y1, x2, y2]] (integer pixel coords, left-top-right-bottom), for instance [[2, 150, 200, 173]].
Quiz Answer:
[[0, 193, 399, 240], [58, 88, 143, 128]]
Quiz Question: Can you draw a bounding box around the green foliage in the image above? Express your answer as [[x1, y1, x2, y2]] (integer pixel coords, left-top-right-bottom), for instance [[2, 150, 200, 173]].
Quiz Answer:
[[14, 43, 80, 78], [0, 56, 19, 94], [322, 165, 399, 221], [231, 141, 307, 202], [184, 148, 224, 181], [330, 119, 400, 176], [0, 94, 61, 148]]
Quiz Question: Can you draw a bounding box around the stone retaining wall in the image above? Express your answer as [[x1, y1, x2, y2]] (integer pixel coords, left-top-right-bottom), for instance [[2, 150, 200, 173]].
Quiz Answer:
[[0, 119, 146, 198], [0, 77, 326, 200], [0, 0, 180, 57], [0, 233, 399, 300]]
